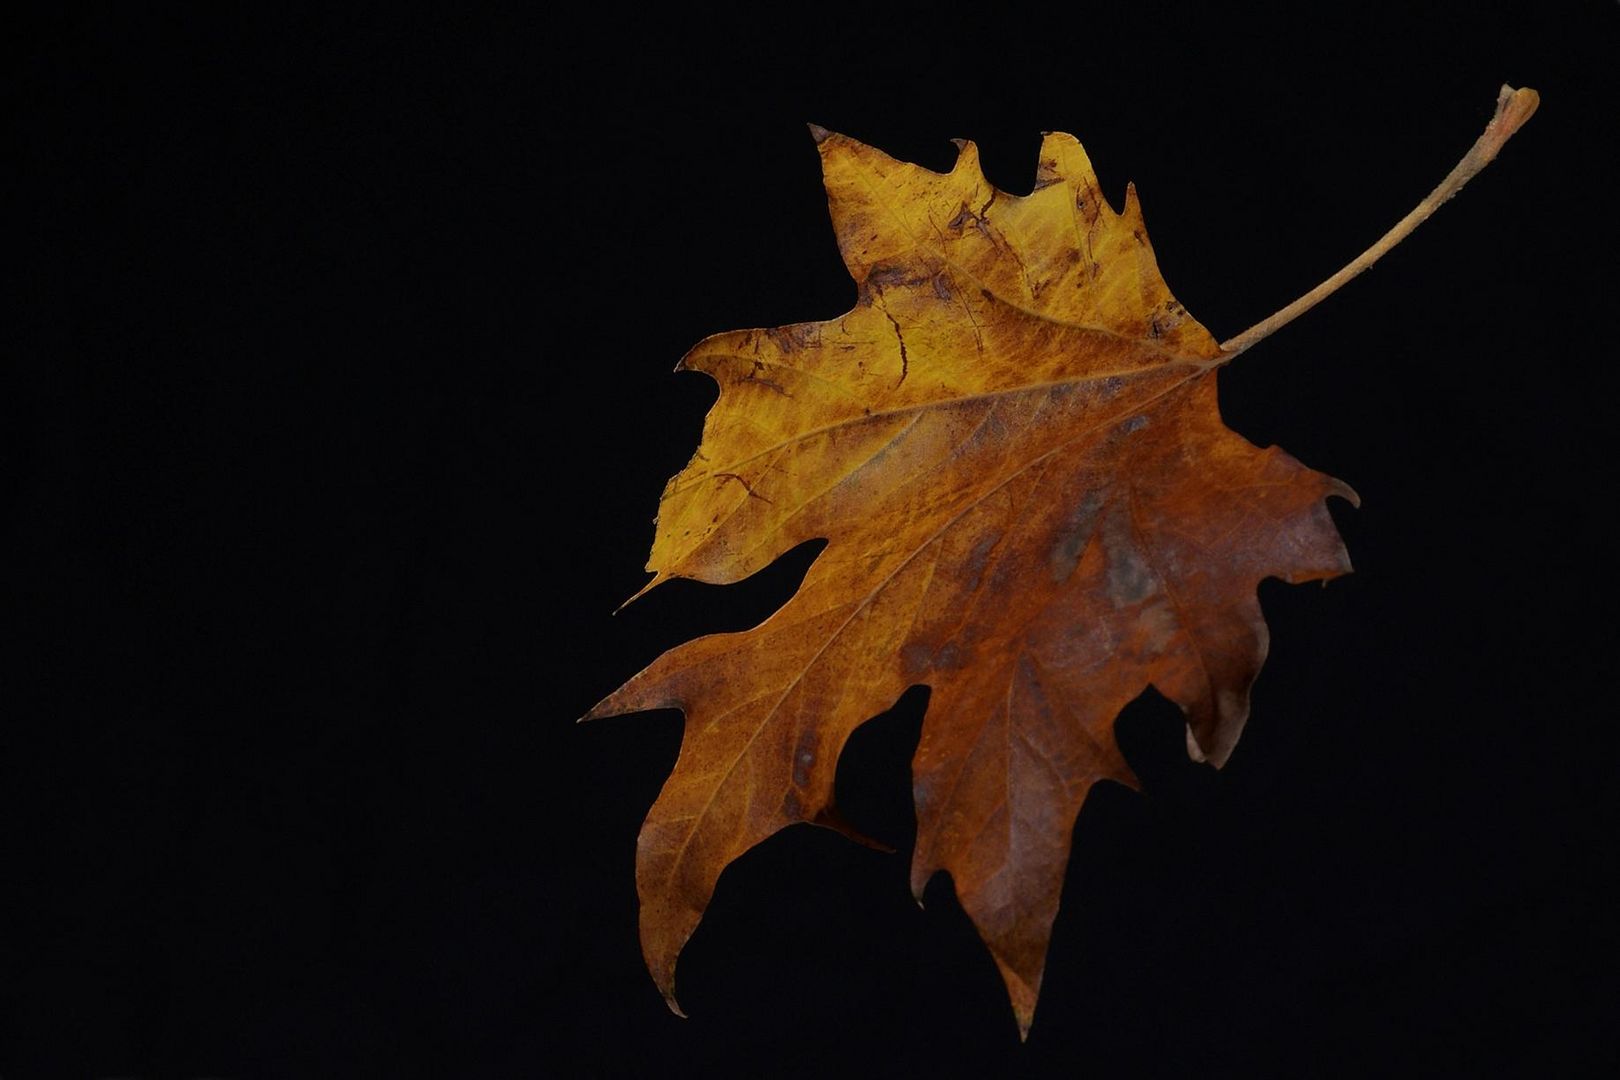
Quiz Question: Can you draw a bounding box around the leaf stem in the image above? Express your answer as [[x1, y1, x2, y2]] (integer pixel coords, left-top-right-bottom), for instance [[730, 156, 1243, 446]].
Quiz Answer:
[[1218, 84, 1538, 358]]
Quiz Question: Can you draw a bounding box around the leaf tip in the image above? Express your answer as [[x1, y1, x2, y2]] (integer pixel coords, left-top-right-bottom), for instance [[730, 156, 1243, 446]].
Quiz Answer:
[[1330, 477, 1362, 511], [949, 138, 981, 177], [908, 863, 933, 907], [994, 960, 1043, 1042], [1185, 725, 1208, 763], [1121, 179, 1143, 221], [806, 122, 834, 145], [615, 572, 668, 613], [578, 696, 615, 724], [646, 938, 691, 1018]]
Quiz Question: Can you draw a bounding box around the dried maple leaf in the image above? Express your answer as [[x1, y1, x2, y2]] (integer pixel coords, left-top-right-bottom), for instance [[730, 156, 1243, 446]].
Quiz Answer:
[[586, 87, 1537, 1036]]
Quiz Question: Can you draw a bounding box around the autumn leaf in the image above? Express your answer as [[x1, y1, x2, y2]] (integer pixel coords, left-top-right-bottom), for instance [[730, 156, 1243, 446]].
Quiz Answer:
[[586, 86, 1537, 1037]]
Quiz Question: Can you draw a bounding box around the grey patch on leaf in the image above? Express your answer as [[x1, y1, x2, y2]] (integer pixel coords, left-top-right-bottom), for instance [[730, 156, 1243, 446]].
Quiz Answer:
[[1048, 490, 1103, 583], [1102, 512, 1155, 607]]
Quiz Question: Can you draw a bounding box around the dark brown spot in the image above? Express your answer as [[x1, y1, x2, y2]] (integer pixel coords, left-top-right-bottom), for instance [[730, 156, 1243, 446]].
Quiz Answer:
[[1156, 302, 1186, 332], [765, 323, 821, 352], [879, 305, 909, 386], [792, 730, 817, 787], [868, 264, 912, 289], [714, 472, 773, 503], [902, 642, 932, 677], [739, 361, 791, 397]]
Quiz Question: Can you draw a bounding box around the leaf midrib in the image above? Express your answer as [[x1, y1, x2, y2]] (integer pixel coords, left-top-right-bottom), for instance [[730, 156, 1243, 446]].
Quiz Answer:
[[666, 353, 1211, 499]]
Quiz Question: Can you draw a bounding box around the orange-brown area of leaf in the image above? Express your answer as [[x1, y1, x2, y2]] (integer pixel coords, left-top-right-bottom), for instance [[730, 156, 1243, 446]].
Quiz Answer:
[[587, 127, 1355, 1037]]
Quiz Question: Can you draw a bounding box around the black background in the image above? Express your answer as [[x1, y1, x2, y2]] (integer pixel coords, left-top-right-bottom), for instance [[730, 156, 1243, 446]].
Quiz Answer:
[[8, 4, 1617, 1076]]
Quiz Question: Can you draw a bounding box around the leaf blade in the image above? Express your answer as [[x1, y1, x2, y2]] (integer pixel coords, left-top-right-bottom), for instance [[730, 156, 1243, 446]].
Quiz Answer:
[[592, 116, 1411, 1031]]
